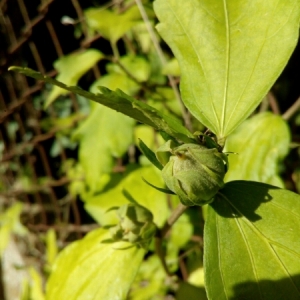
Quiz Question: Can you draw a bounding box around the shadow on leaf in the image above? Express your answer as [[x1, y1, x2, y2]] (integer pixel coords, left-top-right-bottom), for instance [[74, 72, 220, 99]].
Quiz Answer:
[[231, 274, 300, 300], [211, 181, 279, 221]]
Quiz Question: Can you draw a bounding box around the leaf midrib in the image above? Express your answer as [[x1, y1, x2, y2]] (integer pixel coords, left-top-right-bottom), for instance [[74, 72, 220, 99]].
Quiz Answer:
[[165, 0, 220, 131], [221, 0, 230, 137], [224, 0, 282, 135]]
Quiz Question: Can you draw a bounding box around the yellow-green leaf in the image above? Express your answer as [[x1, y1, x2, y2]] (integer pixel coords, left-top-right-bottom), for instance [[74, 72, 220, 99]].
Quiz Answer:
[[225, 112, 290, 187], [73, 104, 135, 193], [84, 166, 170, 227], [154, 0, 300, 138], [205, 181, 300, 299], [46, 228, 145, 300], [45, 49, 104, 108], [85, 6, 141, 43]]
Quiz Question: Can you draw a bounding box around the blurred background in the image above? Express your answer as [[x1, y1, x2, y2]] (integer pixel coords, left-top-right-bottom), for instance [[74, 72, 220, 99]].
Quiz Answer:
[[1, 0, 300, 299]]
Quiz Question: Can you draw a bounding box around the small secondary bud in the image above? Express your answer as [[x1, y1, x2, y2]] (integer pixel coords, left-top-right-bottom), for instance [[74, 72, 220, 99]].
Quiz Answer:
[[109, 204, 156, 249]]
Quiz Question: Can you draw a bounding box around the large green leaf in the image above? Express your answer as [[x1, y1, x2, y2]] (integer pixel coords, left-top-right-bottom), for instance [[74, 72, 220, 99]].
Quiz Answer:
[[46, 228, 145, 300], [72, 104, 135, 193], [9, 67, 194, 143], [224, 112, 290, 187], [84, 165, 170, 227], [45, 49, 104, 108], [204, 181, 300, 300], [154, 0, 300, 138]]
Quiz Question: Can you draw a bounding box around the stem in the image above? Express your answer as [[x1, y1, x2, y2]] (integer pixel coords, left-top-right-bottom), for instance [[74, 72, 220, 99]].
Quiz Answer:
[[155, 203, 188, 276], [154, 237, 172, 276], [111, 41, 120, 60], [267, 92, 280, 115], [282, 96, 300, 121], [161, 203, 188, 238], [134, 0, 193, 132]]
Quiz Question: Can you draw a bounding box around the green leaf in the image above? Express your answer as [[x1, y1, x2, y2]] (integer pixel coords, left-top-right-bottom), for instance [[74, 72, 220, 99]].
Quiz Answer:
[[45, 49, 104, 108], [107, 55, 151, 82], [91, 72, 139, 96], [188, 267, 205, 288], [9, 67, 195, 143], [28, 268, 45, 300], [85, 6, 141, 43], [170, 213, 193, 248], [129, 255, 167, 299], [224, 112, 290, 187], [154, 0, 300, 138], [161, 58, 180, 76], [73, 104, 135, 193], [84, 166, 170, 227], [46, 228, 145, 300], [176, 282, 207, 300], [205, 181, 300, 300], [142, 177, 174, 194], [138, 139, 163, 170]]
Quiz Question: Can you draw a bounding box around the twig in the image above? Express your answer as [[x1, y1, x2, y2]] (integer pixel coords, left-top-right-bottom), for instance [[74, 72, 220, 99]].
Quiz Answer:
[[161, 203, 188, 238], [267, 92, 280, 115], [155, 203, 188, 276], [282, 96, 300, 121], [27, 223, 99, 233], [134, 0, 192, 132], [155, 237, 171, 276], [258, 96, 269, 113], [111, 41, 120, 59]]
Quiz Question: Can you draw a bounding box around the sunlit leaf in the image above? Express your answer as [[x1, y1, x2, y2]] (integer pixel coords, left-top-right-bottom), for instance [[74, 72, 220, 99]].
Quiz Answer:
[[46, 228, 145, 300], [73, 104, 135, 193], [85, 6, 141, 43], [91, 73, 139, 96], [188, 267, 205, 288], [134, 125, 165, 151], [225, 112, 290, 187], [132, 22, 153, 53], [28, 268, 45, 300], [45, 49, 104, 108], [162, 58, 180, 76], [107, 55, 151, 82], [9, 67, 195, 143], [129, 255, 167, 299], [170, 213, 193, 248], [205, 181, 300, 300], [84, 165, 170, 227], [154, 0, 300, 138]]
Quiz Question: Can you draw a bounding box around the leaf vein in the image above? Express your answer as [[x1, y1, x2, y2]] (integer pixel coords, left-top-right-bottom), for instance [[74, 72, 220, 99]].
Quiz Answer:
[[224, 0, 281, 134]]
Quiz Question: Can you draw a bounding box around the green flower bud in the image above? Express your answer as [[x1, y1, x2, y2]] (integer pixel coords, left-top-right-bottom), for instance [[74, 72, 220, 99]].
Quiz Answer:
[[109, 204, 156, 249], [156, 141, 227, 206]]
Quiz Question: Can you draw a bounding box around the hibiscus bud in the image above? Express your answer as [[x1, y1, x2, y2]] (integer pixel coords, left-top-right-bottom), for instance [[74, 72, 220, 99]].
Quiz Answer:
[[109, 204, 156, 249], [156, 141, 227, 206]]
